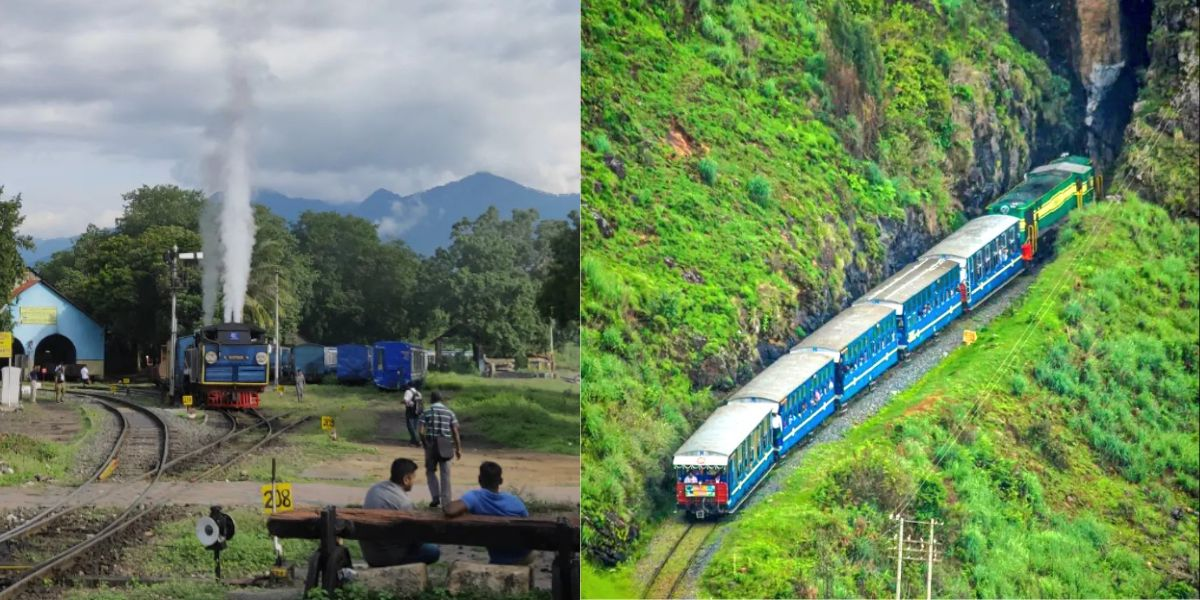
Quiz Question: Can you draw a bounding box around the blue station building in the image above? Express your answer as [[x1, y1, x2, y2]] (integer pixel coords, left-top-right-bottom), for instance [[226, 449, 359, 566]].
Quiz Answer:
[[8, 270, 106, 377]]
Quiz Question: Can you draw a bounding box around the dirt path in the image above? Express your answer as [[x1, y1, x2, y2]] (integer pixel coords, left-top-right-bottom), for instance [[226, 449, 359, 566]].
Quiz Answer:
[[0, 402, 83, 442]]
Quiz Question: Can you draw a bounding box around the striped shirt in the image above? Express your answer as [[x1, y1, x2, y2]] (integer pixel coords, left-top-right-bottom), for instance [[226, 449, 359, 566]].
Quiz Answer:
[[420, 402, 458, 438]]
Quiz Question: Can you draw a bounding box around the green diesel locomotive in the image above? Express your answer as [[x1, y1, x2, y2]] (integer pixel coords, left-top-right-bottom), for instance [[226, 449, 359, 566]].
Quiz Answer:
[[986, 154, 1102, 258]]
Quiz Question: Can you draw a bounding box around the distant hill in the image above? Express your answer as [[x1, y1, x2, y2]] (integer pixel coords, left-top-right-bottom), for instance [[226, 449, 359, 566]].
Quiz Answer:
[[20, 236, 77, 266], [253, 172, 579, 254]]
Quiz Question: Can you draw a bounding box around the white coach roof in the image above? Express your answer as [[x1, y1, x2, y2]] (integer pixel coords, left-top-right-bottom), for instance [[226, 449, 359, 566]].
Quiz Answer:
[[672, 401, 775, 466], [919, 215, 1020, 260], [727, 352, 832, 404]]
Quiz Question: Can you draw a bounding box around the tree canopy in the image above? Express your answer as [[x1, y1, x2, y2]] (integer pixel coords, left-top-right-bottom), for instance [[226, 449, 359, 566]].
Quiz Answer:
[[0, 187, 35, 331]]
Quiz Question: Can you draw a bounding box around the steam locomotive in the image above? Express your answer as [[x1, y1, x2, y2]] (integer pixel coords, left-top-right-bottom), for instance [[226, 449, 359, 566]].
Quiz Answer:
[[173, 322, 272, 409]]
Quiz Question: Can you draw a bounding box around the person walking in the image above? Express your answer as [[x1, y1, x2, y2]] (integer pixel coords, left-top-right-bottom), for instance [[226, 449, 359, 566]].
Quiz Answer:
[[359, 458, 440, 567], [53, 363, 66, 403], [294, 370, 306, 402], [418, 391, 461, 508], [79, 365, 90, 386], [403, 384, 423, 447]]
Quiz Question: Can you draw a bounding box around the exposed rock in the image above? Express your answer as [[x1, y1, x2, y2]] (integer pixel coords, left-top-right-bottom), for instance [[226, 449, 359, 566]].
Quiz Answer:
[[447, 561, 532, 596], [681, 268, 705, 284], [591, 210, 615, 238], [354, 562, 429, 595], [604, 154, 626, 179]]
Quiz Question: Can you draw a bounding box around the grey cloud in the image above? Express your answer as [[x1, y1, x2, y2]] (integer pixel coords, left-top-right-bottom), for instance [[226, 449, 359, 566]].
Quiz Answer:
[[0, 0, 580, 219]]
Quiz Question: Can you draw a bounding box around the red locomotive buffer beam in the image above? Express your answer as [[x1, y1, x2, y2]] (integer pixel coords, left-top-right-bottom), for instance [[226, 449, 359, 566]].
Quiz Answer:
[[207, 389, 260, 409]]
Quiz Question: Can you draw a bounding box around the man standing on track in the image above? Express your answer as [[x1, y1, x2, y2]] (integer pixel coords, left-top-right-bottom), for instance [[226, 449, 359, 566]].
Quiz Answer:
[[418, 391, 461, 508], [54, 363, 66, 402], [79, 365, 90, 386], [403, 383, 423, 447]]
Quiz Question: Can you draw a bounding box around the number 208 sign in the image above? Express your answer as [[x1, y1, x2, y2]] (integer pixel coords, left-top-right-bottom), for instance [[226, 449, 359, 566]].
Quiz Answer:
[[261, 482, 294, 514]]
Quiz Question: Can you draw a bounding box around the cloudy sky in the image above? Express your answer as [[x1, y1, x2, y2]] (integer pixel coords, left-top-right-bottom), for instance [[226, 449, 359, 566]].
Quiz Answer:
[[0, 0, 581, 239]]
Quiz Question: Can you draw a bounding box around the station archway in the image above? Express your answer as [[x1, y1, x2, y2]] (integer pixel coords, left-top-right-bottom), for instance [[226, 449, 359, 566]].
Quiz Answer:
[[35, 334, 77, 368]]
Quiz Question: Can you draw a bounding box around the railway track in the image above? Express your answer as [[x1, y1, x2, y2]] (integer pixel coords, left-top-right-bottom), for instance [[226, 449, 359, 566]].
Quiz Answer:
[[0, 391, 170, 599], [642, 520, 718, 599], [0, 391, 308, 597]]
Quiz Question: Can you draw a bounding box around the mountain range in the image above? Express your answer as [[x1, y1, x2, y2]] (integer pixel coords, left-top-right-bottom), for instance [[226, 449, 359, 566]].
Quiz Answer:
[[22, 172, 579, 264]]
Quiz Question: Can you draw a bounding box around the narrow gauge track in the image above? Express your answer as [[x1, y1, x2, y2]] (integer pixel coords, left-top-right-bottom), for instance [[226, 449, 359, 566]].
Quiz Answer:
[[0, 391, 306, 598], [642, 521, 717, 599], [0, 391, 170, 599]]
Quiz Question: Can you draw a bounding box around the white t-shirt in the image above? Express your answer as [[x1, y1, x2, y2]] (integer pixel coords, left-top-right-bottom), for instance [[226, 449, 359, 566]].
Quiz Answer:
[[80, 366, 89, 380], [403, 388, 421, 407], [771, 413, 783, 430]]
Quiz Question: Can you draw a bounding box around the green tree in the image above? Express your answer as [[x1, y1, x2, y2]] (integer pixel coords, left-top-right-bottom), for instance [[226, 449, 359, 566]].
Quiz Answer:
[[115, 185, 205, 237], [538, 210, 580, 332], [244, 205, 314, 342], [0, 187, 34, 331], [422, 207, 552, 362]]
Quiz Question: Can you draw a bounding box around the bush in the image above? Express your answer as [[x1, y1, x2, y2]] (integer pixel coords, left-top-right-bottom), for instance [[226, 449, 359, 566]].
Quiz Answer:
[[590, 133, 611, 154], [747, 175, 772, 207], [698, 158, 718, 185], [760, 77, 778, 99]]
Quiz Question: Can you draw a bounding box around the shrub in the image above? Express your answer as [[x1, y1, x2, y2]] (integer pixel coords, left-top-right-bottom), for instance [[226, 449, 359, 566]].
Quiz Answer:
[[760, 77, 778, 99], [804, 52, 828, 78], [1061, 300, 1083, 326], [700, 15, 732, 45], [747, 175, 772, 207], [698, 158, 718, 185], [1010, 372, 1029, 396], [590, 133, 611, 154]]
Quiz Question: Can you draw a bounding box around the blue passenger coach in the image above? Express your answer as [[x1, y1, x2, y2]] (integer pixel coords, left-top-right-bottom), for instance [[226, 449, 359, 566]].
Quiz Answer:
[[920, 215, 1024, 309], [855, 257, 962, 353], [673, 401, 776, 519], [727, 352, 836, 454], [792, 303, 898, 403], [372, 341, 428, 391], [336, 344, 373, 384]]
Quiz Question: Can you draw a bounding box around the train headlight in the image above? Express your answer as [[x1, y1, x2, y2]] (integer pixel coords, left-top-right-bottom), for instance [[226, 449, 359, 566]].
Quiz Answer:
[[255, 352, 269, 365], [204, 351, 218, 364]]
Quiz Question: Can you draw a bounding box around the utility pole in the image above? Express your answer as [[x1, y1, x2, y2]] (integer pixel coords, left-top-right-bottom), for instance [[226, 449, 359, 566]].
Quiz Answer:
[[549, 318, 555, 374], [274, 272, 281, 388], [168, 245, 178, 402], [891, 515, 941, 600]]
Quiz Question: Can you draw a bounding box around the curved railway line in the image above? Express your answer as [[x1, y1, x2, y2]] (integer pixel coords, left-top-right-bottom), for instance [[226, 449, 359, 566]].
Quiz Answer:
[[642, 521, 718, 599], [0, 389, 309, 598]]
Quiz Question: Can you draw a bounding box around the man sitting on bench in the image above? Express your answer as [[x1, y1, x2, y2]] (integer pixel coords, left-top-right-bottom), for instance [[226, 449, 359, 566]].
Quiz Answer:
[[360, 458, 441, 567], [443, 461, 534, 565]]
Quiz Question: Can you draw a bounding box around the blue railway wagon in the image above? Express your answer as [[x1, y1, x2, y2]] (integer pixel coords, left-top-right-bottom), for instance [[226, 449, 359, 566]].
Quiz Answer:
[[921, 215, 1024, 310], [173, 335, 196, 391], [792, 303, 898, 403], [727, 352, 836, 454], [336, 344, 373, 384], [293, 343, 326, 383], [372, 341, 428, 391], [673, 401, 776, 519], [855, 257, 962, 353]]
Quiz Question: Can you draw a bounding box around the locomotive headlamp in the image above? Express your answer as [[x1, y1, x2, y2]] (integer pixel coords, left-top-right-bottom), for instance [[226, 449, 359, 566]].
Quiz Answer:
[[255, 352, 269, 365], [205, 351, 218, 364]]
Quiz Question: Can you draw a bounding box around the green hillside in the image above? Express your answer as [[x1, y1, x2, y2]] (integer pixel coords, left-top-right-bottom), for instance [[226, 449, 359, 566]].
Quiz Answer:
[[581, 0, 1070, 562], [702, 196, 1199, 597]]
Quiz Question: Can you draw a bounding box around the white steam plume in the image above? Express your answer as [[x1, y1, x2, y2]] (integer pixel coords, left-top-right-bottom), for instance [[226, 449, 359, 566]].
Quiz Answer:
[[203, 8, 259, 324], [199, 197, 222, 325]]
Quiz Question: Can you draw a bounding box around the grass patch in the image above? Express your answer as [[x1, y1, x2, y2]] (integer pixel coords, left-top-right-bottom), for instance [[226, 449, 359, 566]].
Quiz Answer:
[[65, 581, 228, 600], [702, 198, 1200, 597], [0, 402, 100, 487]]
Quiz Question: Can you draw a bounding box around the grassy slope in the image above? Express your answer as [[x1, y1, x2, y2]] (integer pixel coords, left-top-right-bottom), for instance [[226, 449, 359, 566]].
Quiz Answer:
[[0, 403, 103, 487], [703, 198, 1199, 597], [581, 0, 1067, 559]]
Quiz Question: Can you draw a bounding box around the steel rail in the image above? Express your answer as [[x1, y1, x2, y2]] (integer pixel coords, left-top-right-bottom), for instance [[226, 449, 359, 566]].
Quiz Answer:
[[0, 397, 129, 544], [0, 391, 171, 599]]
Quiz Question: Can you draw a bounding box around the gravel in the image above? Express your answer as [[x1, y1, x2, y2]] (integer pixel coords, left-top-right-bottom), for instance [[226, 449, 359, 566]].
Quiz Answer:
[[678, 264, 1044, 596]]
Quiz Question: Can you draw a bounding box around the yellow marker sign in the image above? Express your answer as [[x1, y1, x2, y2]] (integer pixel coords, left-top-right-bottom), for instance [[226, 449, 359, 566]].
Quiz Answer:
[[0, 332, 11, 359], [19, 307, 56, 325], [182, 394, 193, 407], [276, 385, 285, 393], [261, 482, 294, 514], [321, 416, 334, 431], [963, 330, 978, 345], [110, 384, 118, 393], [98, 459, 119, 481], [122, 378, 130, 384]]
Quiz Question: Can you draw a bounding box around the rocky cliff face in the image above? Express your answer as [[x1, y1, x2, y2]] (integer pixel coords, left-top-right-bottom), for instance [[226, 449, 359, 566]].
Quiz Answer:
[[1008, 0, 1154, 170]]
